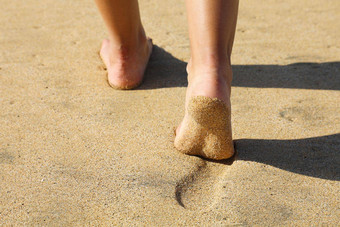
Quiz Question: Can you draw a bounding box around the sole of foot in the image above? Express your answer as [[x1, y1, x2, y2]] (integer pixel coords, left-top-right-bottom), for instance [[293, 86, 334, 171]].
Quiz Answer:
[[174, 96, 234, 160]]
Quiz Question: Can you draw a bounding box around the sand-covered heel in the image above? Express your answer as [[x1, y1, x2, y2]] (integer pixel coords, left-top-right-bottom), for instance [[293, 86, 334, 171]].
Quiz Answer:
[[174, 96, 234, 160]]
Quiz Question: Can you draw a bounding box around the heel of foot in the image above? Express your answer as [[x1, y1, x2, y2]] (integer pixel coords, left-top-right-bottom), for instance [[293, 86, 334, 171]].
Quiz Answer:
[[175, 96, 234, 160], [108, 79, 144, 90], [188, 96, 230, 129], [99, 38, 153, 90]]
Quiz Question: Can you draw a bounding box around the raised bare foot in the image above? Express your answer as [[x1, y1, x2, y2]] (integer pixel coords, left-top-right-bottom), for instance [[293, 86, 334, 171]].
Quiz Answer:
[[99, 37, 153, 89], [174, 62, 234, 160]]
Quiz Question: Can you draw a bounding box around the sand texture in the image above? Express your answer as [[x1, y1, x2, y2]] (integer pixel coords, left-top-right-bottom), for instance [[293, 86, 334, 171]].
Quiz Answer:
[[1, 0, 339, 225], [174, 96, 234, 160]]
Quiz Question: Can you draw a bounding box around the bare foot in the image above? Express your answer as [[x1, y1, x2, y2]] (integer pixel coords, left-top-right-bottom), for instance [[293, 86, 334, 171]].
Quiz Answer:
[[174, 62, 234, 160], [99, 37, 153, 89]]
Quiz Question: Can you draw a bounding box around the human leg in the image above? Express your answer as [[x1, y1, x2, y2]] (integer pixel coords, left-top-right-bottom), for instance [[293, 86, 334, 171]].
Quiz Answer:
[[174, 0, 239, 160], [95, 0, 152, 89]]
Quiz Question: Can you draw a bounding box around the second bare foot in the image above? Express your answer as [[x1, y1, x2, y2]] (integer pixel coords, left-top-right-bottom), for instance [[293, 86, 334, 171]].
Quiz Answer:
[[99, 37, 153, 89]]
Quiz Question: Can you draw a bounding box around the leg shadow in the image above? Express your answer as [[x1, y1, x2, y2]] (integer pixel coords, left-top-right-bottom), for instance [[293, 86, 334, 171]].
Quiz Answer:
[[235, 133, 340, 181], [139, 45, 188, 89], [232, 62, 340, 90], [138, 46, 339, 91]]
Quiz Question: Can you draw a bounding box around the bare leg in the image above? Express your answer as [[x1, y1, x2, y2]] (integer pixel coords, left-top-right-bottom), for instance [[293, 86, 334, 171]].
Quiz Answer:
[[174, 0, 239, 160], [94, 0, 152, 89]]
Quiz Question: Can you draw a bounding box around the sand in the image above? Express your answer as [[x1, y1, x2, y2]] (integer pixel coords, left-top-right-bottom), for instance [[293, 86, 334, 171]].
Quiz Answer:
[[174, 96, 234, 160], [0, 0, 339, 225]]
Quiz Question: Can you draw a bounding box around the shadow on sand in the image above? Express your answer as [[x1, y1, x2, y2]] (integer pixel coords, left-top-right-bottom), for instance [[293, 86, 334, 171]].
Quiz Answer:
[[140, 45, 340, 90], [235, 134, 340, 181], [200, 134, 340, 181]]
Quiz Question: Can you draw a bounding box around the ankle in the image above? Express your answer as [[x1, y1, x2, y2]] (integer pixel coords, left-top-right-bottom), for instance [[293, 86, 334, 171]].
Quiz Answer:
[[108, 27, 148, 58], [187, 59, 233, 86]]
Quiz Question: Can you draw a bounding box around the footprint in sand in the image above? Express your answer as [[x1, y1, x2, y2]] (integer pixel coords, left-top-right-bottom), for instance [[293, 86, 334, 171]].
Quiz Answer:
[[175, 154, 236, 210]]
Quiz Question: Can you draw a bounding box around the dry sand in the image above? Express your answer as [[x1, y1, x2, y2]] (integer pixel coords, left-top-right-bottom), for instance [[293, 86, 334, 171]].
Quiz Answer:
[[1, 0, 339, 225]]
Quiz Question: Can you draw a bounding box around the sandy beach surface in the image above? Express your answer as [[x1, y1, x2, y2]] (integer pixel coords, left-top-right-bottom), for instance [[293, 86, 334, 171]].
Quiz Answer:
[[1, 0, 339, 225]]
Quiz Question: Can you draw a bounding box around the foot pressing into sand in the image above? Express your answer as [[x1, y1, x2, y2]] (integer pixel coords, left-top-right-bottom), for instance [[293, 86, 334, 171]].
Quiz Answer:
[[172, 0, 238, 160], [99, 37, 152, 89], [174, 62, 235, 160]]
